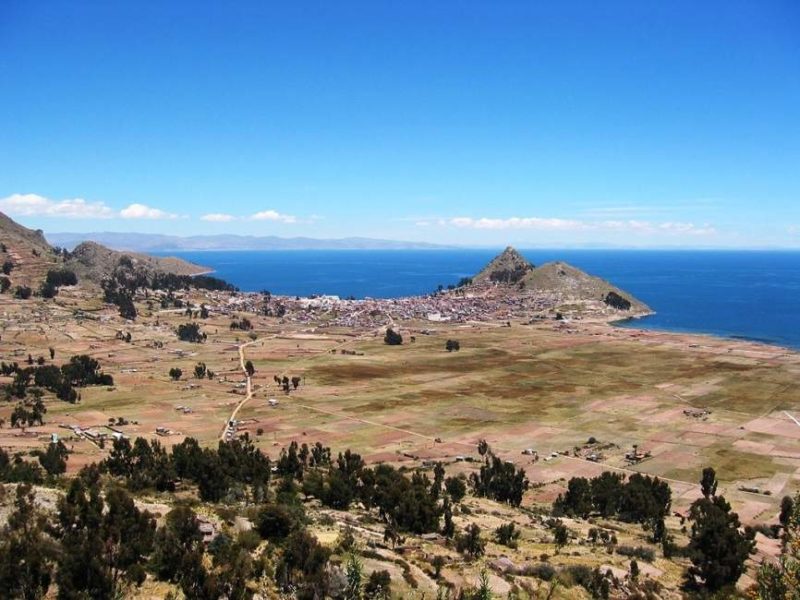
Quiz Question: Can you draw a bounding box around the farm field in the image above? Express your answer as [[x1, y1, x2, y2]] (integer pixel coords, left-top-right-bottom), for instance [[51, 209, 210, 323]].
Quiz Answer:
[[3, 287, 799, 529]]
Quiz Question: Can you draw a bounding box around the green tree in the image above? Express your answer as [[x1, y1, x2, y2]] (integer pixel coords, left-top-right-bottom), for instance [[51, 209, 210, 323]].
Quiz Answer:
[[687, 469, 755, 592], [0, 484, 58, 600], [553, 522, 569, 553], [445, 475, 467, 502], [557, 476, 593, 518], [755, 491, 800, 598], [383, 328, 402, 345], [494, 522, 520, 549], [37, 440, 69, 476], [701, 466, 718, 499], [169, 367, 182, 381], [150, 506, 204, 582], [244, 360, 255, 377], [101, 487, 156, 590], [256, 503, 301, 541], [456, 523, 485, 560]]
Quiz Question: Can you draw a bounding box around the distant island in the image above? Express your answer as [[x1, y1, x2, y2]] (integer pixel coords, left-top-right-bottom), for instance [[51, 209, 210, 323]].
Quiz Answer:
[[46, 231, 453, 252]]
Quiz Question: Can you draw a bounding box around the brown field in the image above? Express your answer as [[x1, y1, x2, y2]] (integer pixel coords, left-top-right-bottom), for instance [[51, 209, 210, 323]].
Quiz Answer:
[[3, 286, 799, 534]]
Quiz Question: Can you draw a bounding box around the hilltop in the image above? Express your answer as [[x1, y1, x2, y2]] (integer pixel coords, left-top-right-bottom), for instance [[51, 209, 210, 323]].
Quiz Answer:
[[472, 246, 535, 284]]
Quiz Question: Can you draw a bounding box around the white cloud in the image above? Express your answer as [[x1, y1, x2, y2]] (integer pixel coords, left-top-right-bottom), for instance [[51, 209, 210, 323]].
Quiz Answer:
[[448, 216, 588, 231], [250, 209, 297, 224], [435, 216, 716, 236], [201, 213, 237, 222], [120, 203, 178, 220], [0, 193, 114, 219]]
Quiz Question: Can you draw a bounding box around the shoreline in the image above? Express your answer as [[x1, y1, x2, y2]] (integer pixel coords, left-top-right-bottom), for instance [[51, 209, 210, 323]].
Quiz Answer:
[[610, 313, 799, 354]]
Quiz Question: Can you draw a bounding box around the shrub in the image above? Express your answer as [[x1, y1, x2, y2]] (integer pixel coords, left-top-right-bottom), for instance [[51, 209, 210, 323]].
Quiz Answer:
[[616, 545, 656, 562], [518, 562, 555, 581], [383, 328, 403, 345]]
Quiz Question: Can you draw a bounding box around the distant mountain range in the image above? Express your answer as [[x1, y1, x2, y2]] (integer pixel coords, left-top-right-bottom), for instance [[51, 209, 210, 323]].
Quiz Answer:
[[46, 232, 452, 252]]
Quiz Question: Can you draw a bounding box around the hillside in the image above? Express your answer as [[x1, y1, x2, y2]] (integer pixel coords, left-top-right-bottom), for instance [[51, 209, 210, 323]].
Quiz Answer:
[[520, 260, 649, 313], [66, 241, 209, 283], [0, 212, 209, 289], [0, 211, 63, 287]]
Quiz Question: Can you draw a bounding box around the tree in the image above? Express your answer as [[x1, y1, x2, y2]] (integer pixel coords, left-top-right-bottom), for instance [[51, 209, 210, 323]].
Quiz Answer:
[[169, 367, 182, 381], [629, 559, 639, 582], [256, 504, 300, 541], [557, 477, 593, 518], [150, 506, 204, 583], [0, 484, 58, 600], [244, 360, 255, 377], [364, 570, 391, 600], [456, 524, 485, 559], [590, 471, 624, 518], [117, 294, 137, 320], [101, 487, 156, 590], [277, 530, 331, 598], [383, 328, 402, 345], [38, 440, 69, 476], [477, 439, 490, 456], [55, 469, 114, 599], [14, 286, 32, 299], [442, 497, 455, 539], [779, 495, 794, 535], [701, 466, 718, 499], [177, 322, 205, 343], [687, 469, 755, 592], [494, 522, 520, 549], [756, 491, 800, 598], [445, 475, 467, 502], [469, 453, 528, 506], [194, 362, 207, 379], [553, 522, 569, 553], [445, 339, 460, 352]]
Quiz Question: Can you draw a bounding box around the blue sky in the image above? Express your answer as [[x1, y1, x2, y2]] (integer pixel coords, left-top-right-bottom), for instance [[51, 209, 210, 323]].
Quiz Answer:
[[1, 1, 799, 247]]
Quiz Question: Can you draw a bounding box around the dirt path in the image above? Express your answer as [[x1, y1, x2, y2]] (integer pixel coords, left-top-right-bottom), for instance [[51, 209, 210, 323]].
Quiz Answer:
[[219, 340, 258, 441]]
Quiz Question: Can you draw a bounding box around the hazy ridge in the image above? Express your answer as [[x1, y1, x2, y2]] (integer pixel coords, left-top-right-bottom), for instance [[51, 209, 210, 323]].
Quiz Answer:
[[47, 231, 452, 252]]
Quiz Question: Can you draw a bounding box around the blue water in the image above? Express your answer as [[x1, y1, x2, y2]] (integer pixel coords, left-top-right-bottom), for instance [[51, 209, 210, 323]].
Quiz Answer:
[[161, 249, 800, 350]]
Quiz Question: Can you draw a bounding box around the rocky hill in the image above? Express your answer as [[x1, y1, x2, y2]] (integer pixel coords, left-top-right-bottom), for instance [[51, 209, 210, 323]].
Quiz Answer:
[[470, 246, 650, 315], [66, 241, 208, 283], [0, 211, 209, 289]]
